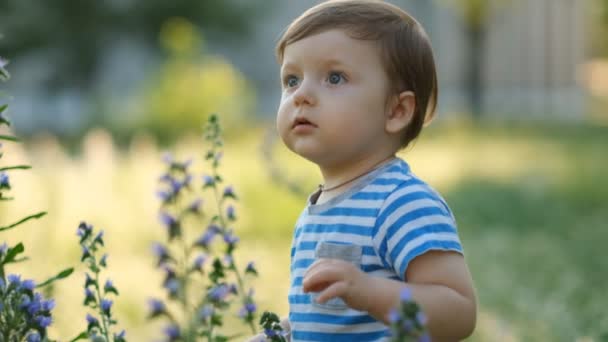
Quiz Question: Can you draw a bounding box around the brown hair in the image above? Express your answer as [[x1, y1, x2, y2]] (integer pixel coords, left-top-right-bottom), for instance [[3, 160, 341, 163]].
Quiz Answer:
[[276, 0, 438, 148]]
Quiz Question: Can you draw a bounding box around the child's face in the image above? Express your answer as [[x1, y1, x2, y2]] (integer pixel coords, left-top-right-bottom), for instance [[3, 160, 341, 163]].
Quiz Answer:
[[277, 29, 394, 168]]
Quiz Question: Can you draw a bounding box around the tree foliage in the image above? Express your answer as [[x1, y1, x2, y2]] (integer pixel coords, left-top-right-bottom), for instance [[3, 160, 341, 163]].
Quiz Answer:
[[0, 0, 270, 90]]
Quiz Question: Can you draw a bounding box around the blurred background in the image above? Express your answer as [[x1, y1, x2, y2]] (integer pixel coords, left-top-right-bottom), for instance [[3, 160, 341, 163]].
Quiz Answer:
[[0, 0, 607, 340]]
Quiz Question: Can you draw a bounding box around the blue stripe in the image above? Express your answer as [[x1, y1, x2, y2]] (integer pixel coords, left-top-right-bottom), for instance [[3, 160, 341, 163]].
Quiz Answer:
[[296, 241, 377, 256], [375, 189, 444, 229], [376, 206, 452, 264], [371, 177, 407, 186], [289, 294, 311, 304], [388, 223, 458, 263], [296, 224, 374, 238], [290, 312, 377, 325], [351, 191, 390, 200], [398, 240, 463, 279], [321, 207, 378, 217], [292, 329, 390, 341]]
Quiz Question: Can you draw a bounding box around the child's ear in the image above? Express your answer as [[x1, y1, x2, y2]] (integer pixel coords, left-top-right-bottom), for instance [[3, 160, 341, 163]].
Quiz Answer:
[[385, 91, 415, 134]]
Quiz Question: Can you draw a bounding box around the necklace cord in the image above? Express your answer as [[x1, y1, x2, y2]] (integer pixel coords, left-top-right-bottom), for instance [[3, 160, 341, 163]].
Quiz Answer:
[[318, 156, 396, 193]]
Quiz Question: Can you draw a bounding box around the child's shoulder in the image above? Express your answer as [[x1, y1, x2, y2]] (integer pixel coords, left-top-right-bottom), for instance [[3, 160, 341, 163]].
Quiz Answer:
[[377, 158, 452, 216]]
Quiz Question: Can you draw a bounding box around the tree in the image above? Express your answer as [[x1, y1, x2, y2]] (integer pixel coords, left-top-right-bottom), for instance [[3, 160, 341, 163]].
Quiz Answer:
[[0, 0, 272, 92]]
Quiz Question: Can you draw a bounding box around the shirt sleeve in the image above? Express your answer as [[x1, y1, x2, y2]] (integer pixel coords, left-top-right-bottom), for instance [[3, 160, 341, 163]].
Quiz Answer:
[[372, 180, 463, 281]]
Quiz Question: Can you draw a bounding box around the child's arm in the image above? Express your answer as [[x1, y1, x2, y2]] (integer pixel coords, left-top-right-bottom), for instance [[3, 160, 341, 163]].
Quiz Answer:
[[302, 250, 476, 341]]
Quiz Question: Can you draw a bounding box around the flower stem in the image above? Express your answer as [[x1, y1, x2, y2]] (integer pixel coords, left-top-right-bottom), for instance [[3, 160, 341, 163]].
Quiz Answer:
[[94, 268, 111, 342]]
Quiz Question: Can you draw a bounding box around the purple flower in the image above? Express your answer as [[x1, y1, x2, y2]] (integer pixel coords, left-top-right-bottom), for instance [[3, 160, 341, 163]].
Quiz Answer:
[[100, 253, 108, 267], [239, 302, 257, 318], [401, 319, 414, 332], [100, 299, 113, 315], [0, 57, 8, 69], [199, 304, 214, 320], [193, 254, 206, 270], [159, 212, 177, 227], [188, 198, 203, 213], [93, 230, 104, 246], [114, 330, 126, 341], [77, 222, 93, 239], [84, 273, 96, 289], [223, 232, 239, 246], [148, 298, 166, 317], [42, 299, 55, 311], [26, 331, 41, 342], [208, 284, 231, 302], [7, 274, 21, 286], [81, 246, 91, 261], [84, 287, 96, 305], [164, 278, 180, 297], [152, 242, 172, 266], [86, 313, 100, 328], [223, 254, 234, 266], [400, 287, 412, 302], [156, 190, 172, 202], [203, 175, 215, 187], [195, 229, 216, 249], [0, 172, 9, 189], [416, 311, 428, 326], [245, 261, 257, 275], [226, 205, 236, 220], [104, 279, 118, 295], [35, 315, 52, 328], [164, 324, 181, 341], [418, 333, 431, 342], [21, 279, 36, 291], [223, 185, 236, 198], [0, 243, 7, 255], [388, 309, 401, 323]]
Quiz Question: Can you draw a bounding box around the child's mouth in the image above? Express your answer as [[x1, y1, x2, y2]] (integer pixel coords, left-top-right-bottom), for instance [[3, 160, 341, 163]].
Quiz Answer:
[[293, 117, 316, 128]]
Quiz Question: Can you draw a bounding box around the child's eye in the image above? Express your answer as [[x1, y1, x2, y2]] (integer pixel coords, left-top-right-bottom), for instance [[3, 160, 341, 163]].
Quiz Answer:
[[327, 71, 346, 85], [283, 75, 300, 88]]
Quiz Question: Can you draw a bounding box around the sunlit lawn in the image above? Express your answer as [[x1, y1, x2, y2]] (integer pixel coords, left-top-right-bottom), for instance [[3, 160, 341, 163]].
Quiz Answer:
[[1, 120, 606, 341]]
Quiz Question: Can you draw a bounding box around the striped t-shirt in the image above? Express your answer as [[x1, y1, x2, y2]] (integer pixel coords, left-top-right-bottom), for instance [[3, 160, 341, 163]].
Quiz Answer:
[[288, 158, 463, 341]]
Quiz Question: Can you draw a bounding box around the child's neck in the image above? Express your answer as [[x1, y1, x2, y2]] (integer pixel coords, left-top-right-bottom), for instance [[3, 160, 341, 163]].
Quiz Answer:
[[315, 154, 396, 205]]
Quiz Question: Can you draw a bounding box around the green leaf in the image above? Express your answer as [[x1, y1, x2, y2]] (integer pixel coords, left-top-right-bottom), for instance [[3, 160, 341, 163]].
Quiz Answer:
[[37, 267, 74, 288], [0, 211, 47, 232], [0, 165, 31, 172], [0, 135, 19, 142], [68, 332, 89, 342], [3, 243, 24, 263], [0, 104, 7, 114]]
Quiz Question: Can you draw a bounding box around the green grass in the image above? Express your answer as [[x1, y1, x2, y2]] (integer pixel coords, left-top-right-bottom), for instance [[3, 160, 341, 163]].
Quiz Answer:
[[1, 120, 606, 340], [429, 122, 608, 341]]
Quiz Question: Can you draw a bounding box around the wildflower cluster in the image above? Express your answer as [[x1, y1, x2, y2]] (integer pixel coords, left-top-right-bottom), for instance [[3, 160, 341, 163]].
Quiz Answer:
[[389, 288, 430, 342], [0, 55, 72, 341], [75, 222, 126, 342], [149, 114, 262, 341], [259, 311, 289, 342], [0, 270, 54, 341]]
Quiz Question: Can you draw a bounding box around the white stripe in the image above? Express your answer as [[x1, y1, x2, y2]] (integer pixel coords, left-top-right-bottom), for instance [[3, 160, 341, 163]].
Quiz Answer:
[[296, 232, 374, 246], [375, 199, 451, 245], [339, 199, 384, 208], [291, 321, 388, 334], [376, 171, 411, 181], [360, 184, 395, 192], [305, 215, 376, 226], [289, 303, 367, 316], [384, 214, 454, 250], [394, 233, 461, 273]]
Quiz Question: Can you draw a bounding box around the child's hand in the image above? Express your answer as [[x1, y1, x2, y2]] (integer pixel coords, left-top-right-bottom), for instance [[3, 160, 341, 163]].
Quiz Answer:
[[302, 258, 372, 311]]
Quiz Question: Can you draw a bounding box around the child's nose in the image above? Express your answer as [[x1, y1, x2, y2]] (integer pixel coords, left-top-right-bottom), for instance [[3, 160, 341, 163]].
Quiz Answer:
[[293, 81, 316, 107]]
